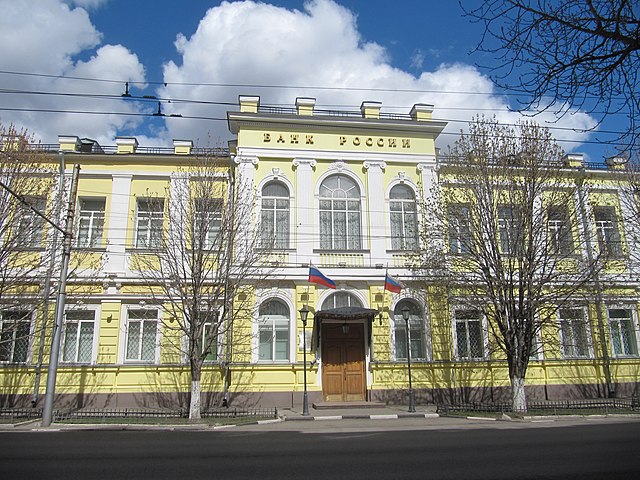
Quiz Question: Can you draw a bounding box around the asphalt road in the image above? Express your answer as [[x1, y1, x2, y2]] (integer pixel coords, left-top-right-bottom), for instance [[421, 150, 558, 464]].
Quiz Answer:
[[1, 422, 639, 479]]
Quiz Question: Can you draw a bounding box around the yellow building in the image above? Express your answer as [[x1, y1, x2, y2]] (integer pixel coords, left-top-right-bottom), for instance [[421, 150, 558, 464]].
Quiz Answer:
[[0, 97, 639, 410]]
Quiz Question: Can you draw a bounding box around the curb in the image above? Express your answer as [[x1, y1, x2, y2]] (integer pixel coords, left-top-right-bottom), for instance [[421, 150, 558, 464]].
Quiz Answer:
[[283, 412, 441, 422]]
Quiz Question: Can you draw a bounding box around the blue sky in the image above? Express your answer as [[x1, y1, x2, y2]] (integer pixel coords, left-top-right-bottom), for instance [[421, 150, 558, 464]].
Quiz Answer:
[[0, 0, 623, 161]]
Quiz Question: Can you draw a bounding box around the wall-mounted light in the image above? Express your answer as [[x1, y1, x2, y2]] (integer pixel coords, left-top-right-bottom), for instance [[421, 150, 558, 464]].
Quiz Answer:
[[342, 322, 350, 335], [106, 315, 113, 323]]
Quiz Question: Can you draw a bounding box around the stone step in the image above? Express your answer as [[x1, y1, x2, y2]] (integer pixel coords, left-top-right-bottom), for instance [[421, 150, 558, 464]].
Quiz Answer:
[[312, 401, 386, 410]]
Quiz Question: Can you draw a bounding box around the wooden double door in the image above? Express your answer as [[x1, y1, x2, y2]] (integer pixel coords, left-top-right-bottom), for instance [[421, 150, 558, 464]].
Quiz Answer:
[[321, 323, 366, 402]]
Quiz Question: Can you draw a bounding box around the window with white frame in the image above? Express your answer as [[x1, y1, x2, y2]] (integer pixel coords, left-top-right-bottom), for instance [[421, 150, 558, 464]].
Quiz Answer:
[[548, 205, 574, 255], [447, 204, 472, 254], [393, 300, 427, 360], [559, 308, 591, 358], [194, 197, 222, 249], [260, 181, 289, 249], [201, 311, 219, 362], [321, 291, 363, 309], [608, 308, 638, 356], [0, 310, 31, 363], [258, 299, 290, 361], [15, 196, 46, 248], [319, 175, 362, 250], [593, 206, 623, 257], [135, 198, 164, 248], [389, 184, 418, 250], [454, 309, 485, 360], [125, 309, 159, 362], [498, 204, 520, 254], [77, 198, 105, 248], [62, 310, 96, 363]]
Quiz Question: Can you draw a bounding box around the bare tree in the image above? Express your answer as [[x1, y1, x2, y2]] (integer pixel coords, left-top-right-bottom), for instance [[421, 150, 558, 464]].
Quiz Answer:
[[132, 153, 274, 420], [420, 117, 604, 411], [0, 124, 59, 364], [463, 0, 640, 153]]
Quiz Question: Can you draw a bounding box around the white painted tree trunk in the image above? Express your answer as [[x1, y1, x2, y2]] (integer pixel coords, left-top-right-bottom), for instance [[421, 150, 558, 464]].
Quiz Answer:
[[511, 375, 527, 413], [189, 379, 201, 420]]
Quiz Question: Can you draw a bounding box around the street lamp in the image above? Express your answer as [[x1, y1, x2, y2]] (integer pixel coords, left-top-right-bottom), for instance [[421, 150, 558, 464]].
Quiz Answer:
[[299, 305, 310, 416], [401, 305, 416, 412]]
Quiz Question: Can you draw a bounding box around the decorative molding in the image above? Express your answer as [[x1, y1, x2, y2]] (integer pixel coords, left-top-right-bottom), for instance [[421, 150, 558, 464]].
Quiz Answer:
[[363, 160, 387, 171], [292, 158, 317, 169], [328, 160, 348, 172], [234, 155, 259, 166]]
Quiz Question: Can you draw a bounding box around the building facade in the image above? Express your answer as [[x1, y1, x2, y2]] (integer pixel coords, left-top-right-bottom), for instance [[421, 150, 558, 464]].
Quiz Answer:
[[1, 97, 639, 409]]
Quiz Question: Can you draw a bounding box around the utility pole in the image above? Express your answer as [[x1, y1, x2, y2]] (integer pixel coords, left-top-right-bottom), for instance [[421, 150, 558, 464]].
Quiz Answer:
[[41, 163, 80, 427]]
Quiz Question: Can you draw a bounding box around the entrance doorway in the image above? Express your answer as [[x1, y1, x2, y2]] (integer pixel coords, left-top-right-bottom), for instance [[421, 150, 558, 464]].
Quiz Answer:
[[321, 323, 366, 402]]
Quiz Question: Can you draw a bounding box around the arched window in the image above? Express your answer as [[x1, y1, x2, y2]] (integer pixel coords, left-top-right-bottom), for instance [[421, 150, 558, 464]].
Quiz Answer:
[[258, 299, 290, 361], [319, 175, 361, 250], [261, 181, 289, 249], [393, 299, 427, 360], [389, 184, 417, 250], [321, 291, 363, 310]]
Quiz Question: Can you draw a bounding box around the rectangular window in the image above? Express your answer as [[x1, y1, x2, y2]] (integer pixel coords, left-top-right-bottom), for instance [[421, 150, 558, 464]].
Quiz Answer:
[[202, 312, 219, 362], [447, 204, 471, 254], [135, 198, 164, 248], [77, 198, 106, 248], [125, 309, 158, 362], [394, 319, 426, 360], [548, 205, 573, 255], [609, 308, 638, 356], [261, 197, 289, 249], [62, 310, 96, 363], [0, 310, 31, 363], [498, 205, 519, 254], [258, 316, 289, 361], [454, 309, 484, 360], [559, 308, 591, 358], [593, 206, 622, 257], [194, 198, 222, 249], [15, 196, 46, 248]]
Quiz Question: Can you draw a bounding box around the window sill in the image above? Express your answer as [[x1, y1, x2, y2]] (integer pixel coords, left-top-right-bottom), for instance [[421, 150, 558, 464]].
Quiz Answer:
[[313, 249, 370, 254]]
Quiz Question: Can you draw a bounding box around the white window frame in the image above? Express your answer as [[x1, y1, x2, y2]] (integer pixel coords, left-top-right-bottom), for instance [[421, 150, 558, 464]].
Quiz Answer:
[[194, 197, 223, 249], [0, 309, 33, 364], [593, 206, 623, 257], [388, 184, 418, 251], [201, 311, 221, 363], [558, 307, 592, 359], [134, 198, 164, 249], [452, 307, 488, 361], [391, 299, 430, 361], [260, 181, 290, 250], [120, 306, 161, 364], [447, 203, 472, 254], [16, 196, 46, 248], [61, 306, 100, 364], [547, 204, 574, 255], [255, 298, 292, 363], [607, 306, 639, 357], [76, 197, 106, 248], [318, 174, 363, 251]]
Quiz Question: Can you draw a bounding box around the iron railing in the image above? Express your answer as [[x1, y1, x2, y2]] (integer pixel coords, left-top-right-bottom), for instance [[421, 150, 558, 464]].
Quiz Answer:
[[437, 397, 640, 415]]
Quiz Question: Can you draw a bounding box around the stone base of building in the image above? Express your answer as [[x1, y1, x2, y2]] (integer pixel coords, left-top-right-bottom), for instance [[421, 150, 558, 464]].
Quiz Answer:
[[2, 382, 638, 410]]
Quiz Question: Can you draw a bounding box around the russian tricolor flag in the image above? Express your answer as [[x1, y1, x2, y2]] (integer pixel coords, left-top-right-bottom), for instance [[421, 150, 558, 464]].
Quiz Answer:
[[308, 265, 336, 289], [384, 273, 403, 294]]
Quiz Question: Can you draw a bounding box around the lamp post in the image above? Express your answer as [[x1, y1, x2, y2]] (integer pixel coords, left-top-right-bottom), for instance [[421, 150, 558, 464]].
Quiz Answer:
[[299, 305, 310, 416], [401, 305, 416, 412]]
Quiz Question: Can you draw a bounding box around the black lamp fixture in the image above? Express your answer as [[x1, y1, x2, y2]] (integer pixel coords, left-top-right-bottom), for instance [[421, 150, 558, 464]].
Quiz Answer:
[[401, 305, 416, 413], [341, 321, 350, 335], [299, 305, 310, 416]]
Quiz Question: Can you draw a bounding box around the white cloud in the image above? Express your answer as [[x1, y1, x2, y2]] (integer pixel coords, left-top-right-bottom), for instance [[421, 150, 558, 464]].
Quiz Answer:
[[65, 0, 108, 9], [0, 0, 145, 145], [159, 0, 596, 152]]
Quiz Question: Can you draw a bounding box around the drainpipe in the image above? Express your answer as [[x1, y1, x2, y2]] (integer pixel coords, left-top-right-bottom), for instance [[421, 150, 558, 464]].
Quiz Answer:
[[576, 168, 614, 398], [32, 151, 65, 407], [221, 154, 236, 407]]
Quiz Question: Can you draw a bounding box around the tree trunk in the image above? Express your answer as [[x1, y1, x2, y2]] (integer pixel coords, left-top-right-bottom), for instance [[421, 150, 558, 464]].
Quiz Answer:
[[511, 375, 527, 413], [189, 366, 202, 421]]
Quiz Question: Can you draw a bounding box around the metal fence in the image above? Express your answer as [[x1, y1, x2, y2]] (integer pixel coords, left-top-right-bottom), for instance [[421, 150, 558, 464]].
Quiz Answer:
[[437, 397, 640, 415], [0, 407, 278, 422]]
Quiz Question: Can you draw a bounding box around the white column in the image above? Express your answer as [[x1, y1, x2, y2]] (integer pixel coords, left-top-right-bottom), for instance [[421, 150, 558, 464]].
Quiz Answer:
[[234, 155, 259, 260], [105, 174, 132, 274], [364, 160, 387, 257], [293, 158, 317, 262]]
